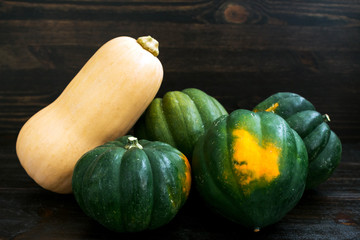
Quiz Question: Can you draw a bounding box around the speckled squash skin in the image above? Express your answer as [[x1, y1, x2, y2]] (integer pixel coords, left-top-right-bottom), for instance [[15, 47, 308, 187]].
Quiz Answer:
[[134, 88, 228, 159], [192, 109, 308, 230], [72, 135, 191, 232], [253, 92, 342, 189]]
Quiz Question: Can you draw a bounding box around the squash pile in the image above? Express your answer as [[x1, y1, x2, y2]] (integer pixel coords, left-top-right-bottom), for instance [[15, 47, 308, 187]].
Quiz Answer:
[[16, 36, 342, 232], [16, 36, 163, 194]]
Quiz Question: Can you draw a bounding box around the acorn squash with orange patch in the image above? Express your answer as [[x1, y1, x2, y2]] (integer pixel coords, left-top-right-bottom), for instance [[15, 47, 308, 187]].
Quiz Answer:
[[192, 109, 308, 231]]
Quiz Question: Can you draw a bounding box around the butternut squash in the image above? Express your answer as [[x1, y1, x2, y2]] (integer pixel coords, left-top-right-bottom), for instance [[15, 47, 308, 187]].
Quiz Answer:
[[16, 36, 163, 194]]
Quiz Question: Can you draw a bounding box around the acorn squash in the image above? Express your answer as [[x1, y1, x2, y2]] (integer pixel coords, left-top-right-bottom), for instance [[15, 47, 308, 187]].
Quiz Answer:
[[72, 135, 191, 232], [134, 88, 228, 159], [253, 92, 342, 189], [192, 109, 308, 230]]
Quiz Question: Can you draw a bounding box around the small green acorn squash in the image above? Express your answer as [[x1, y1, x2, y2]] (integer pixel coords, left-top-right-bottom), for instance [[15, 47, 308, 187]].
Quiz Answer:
[[134, 88, 228, 159], [253, 92, 342, 189], [72, 135, 191, 232], [192, 109, 308, 231]]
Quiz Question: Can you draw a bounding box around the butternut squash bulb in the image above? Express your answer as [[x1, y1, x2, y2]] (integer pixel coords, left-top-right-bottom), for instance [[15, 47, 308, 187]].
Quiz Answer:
[[16, 36, 163, 194]]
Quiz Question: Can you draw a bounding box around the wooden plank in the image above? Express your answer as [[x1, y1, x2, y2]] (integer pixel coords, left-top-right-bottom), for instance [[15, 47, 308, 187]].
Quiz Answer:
[[1, 20, 359, 51], [1, 0, 360, 26], [1, 44, 360, 73]]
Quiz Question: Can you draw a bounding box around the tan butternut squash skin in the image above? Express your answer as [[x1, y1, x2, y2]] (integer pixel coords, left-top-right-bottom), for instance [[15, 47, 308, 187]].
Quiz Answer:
[[16, 36, 163, 194]]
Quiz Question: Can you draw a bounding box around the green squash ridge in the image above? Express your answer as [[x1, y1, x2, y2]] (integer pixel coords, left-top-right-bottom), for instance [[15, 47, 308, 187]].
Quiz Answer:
[[148, 98, 177, 148], [285, 110, 324, 138], [157, 98, 177, 147], [99, 148, 126, 231], [80, 147, 117, 221], [263, 112, 289, 185], [73, 147, 105, 218], [210, 96, 228, 114], [280, 95, 315, 118], [182, 88, 227, 129], [144, 145, 183, 229], [119, 148, 154, 231], [181, 89, 206, 132], [195, 124, 247, 224], [141, 139, 189, 229], [146, 147, 161, 229], [85, 148, 126, 231], [141, 146, 163, 229], [163, 91, 202, 157], [117, 149, 130, 232], [306, 131, 342, 189], [303, 122, 331, 162]]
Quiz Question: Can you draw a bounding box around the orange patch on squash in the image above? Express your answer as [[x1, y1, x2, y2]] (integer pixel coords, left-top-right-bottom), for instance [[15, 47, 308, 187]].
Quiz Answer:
[[254, 102, 279, 113], [265, 102, 279, 113], [232, 129, 281, 186], [181, 154, 192, 197]]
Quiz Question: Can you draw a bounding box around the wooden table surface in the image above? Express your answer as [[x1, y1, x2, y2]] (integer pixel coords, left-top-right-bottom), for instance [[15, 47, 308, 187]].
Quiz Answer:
[[1, 0, 359, 239]]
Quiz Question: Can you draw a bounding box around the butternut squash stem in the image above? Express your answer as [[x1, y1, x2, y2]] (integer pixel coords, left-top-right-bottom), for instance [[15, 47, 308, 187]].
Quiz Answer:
[[125, 137, 143, 150], [137, 36, 159, 57]]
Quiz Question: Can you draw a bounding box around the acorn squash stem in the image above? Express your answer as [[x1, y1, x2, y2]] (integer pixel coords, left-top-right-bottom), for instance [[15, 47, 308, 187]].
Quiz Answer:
[[323, 114, 331, 122], [125, 137, 143, 150]]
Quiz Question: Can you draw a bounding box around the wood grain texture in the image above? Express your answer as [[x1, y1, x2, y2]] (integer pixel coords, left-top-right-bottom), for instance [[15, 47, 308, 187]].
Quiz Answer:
[[1, 0, 359, 142], [0, 0, 360, 238]]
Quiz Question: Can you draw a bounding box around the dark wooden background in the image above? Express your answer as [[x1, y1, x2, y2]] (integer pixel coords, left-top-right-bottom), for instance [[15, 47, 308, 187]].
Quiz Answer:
[[1, 0, 359, 239]]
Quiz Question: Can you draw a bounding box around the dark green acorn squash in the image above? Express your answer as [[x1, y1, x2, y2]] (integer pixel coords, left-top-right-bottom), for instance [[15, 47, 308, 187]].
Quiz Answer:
[[253, 92, 342, 189], [72, 135, 191, 232], [192, 109, 308, 231], [134, 88, 228, 159]]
